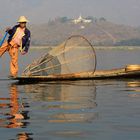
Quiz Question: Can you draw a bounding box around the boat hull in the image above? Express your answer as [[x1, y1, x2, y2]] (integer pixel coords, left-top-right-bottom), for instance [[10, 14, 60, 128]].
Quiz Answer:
[[14, 67, 140, 83]]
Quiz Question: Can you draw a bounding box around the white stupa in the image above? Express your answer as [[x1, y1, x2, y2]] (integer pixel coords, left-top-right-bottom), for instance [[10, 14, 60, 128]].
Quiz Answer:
[[72, 15, 92, 24]]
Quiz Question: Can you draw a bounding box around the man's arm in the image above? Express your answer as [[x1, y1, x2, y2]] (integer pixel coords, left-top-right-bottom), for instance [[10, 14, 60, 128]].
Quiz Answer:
[[21, 29, 31, 54]]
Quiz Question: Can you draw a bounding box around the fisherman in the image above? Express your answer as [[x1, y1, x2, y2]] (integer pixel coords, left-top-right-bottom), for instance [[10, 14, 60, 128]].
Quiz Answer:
[[0, 16, 31, 78]]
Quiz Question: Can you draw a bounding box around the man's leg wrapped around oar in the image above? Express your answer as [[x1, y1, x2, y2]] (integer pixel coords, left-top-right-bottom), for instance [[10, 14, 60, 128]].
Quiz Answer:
[[8, 42, 19, 77], [0, 42, 10, 57], [0, 41, 19, 77]]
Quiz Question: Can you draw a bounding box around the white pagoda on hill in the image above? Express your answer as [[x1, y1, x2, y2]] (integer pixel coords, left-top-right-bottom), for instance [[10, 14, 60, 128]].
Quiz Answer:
[[72, 15, 92, 24]]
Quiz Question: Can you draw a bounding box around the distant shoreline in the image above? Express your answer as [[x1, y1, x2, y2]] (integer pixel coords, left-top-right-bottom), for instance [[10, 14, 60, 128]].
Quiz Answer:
[[30, 46, 140, 50]]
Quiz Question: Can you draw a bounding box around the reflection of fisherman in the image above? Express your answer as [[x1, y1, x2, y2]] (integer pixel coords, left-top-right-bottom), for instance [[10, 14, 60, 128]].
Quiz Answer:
[[17, 132, 33, 140], [7, 84, 30, 128], [0, 16, 31, 78], [0, 84, 30, 128]]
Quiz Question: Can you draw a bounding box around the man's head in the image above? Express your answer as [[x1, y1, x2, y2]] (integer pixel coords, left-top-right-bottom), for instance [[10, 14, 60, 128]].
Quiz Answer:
[[19, 22, 26, 28], [17, 16, 29, 28]]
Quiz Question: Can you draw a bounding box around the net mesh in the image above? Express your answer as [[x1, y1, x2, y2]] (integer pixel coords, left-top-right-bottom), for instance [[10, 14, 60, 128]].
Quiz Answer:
[[22, 35, 97, 76]]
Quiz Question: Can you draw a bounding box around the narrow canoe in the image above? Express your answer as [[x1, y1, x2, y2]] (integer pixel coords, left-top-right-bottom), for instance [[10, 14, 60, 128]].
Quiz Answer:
[[13, 65, 140, 83]]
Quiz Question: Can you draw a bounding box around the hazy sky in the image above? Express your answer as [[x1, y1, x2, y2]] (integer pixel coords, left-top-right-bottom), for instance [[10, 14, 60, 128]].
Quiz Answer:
[[0, 0, 140, 27]]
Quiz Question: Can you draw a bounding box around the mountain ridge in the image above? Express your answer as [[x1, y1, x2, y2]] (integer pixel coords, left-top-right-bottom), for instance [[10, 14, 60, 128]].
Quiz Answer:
[[1, 17, 140, 46]]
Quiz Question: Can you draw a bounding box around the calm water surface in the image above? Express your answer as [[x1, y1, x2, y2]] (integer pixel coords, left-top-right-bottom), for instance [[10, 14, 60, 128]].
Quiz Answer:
[[0, 47, 140, 140]]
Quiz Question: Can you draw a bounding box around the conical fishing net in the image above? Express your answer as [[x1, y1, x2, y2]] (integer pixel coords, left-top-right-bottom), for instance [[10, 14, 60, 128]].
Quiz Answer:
[[22, 35, 97, 76]]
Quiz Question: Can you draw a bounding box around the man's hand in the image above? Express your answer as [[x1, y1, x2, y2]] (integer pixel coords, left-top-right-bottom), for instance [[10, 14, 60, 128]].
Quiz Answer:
[[6, 27, 11, 32], [21, 51, 27, 55]]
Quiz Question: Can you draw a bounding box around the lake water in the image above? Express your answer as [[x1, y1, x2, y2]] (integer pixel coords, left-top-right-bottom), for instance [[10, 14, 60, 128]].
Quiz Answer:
[[0, 47, 140, 140]]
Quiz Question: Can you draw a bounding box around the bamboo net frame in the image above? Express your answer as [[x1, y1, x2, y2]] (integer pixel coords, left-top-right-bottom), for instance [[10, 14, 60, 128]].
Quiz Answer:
[[22, 35, 97, 76]]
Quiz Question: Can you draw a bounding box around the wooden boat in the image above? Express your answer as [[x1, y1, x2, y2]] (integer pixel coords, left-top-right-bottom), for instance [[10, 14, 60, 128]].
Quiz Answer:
[[13, 36, 140, 83], [14, 65, 140, 83]]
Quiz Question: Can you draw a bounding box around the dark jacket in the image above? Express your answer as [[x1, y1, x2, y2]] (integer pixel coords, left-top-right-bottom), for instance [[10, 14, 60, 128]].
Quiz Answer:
[[8, 25, 31, 52]]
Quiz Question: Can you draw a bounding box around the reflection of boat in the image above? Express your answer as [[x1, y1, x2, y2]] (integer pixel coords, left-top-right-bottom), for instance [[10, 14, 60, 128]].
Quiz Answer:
[[127, 81, 140, 88], [15, 65, 140, 83], [127, 81, 140, 97], [48, 113, 98, 123]]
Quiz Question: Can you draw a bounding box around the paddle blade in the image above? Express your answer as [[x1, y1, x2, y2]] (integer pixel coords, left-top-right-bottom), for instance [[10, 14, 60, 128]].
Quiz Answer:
[[0, 32, 8, 47]]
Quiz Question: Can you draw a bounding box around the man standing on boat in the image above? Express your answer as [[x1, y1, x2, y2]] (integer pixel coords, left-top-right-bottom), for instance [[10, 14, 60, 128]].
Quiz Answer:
[[0, 16, 31, 78]]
